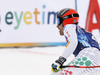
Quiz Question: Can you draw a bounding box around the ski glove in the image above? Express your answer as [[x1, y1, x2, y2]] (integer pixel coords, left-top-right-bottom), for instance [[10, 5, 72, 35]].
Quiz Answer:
[[51, 56, 66, 73]]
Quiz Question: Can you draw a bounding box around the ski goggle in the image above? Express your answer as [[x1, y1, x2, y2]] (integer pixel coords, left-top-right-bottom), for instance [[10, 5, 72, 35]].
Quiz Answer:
[[57, 14, 79, 25]]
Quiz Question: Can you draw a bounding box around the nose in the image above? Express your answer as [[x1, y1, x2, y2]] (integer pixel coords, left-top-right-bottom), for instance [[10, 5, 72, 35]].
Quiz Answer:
[[56, 25, 59, 29]]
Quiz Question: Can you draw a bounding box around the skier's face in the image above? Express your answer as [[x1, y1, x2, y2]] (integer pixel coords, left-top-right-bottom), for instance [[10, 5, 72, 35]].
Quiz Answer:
[[57, 24, 64, 35]]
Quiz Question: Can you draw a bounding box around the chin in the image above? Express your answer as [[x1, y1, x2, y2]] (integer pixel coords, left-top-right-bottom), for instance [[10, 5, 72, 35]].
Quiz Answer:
[[60, 33, 64, 36], [59, 31, 64, 36]]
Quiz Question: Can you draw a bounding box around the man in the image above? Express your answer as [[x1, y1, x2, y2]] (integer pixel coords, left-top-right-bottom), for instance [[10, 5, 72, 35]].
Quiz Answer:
[[51, 8, 100, 75]]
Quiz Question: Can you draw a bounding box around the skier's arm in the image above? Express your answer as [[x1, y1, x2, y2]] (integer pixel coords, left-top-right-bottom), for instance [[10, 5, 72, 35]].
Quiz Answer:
[[51, 24, 78, 73], [61, 24, 78, 59]]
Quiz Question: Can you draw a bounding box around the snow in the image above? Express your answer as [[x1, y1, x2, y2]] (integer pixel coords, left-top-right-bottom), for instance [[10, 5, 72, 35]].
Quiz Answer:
[[0, 46, 74, 75]]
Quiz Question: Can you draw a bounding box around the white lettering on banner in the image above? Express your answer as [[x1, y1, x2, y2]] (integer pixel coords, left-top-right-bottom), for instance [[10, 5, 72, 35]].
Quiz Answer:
[[61, 9, 69, 16]]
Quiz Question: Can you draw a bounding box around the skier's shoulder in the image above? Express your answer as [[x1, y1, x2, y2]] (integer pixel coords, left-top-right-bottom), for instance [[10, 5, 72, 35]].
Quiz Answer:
[[63, 24, 76, 31]]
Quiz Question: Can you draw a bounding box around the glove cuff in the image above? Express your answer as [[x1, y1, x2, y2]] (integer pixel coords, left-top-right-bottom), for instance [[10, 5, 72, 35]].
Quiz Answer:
[[55, 56, 66, 65]]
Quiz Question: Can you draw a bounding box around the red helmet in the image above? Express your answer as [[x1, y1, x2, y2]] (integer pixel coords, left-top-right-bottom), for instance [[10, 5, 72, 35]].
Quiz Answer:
[[57, 8, 79, 27]]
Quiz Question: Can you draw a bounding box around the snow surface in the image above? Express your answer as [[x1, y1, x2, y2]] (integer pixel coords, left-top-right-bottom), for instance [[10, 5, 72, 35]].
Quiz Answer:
[[0, 46, 74, 75]]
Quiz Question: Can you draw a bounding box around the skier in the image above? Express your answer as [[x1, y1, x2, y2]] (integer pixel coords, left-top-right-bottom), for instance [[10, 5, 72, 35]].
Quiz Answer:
[[51, 8, 100, 75]]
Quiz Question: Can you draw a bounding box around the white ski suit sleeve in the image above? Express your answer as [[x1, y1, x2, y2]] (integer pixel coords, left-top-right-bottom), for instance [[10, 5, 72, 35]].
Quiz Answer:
[[61, 24, 78, 59]]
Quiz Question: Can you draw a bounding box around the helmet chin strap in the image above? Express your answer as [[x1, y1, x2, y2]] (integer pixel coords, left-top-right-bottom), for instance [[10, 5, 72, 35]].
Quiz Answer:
[[62, 23, 64, 27]]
